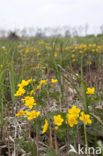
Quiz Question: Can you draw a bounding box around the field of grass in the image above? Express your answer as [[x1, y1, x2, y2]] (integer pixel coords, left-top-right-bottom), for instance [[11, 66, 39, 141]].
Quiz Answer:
[[0, 36, 103, 156]]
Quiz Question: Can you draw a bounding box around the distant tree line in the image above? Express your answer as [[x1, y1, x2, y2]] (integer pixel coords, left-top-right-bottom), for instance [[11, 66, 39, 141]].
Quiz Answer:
[[0, 24, 103, 39]]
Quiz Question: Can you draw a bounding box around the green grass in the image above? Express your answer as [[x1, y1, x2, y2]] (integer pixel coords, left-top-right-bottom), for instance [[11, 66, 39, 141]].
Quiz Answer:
[[0, 36, 103, 155]]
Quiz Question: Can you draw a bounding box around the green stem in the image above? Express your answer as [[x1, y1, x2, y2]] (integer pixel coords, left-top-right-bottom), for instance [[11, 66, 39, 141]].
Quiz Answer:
[[81, 56, 88, 113]]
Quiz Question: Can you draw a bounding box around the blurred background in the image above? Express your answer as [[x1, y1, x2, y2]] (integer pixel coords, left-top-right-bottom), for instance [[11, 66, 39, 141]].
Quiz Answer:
[[0, 0, 103, 38]]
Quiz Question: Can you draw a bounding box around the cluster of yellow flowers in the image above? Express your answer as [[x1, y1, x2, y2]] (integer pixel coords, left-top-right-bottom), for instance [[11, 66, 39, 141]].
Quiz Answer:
[[79, 112, 92, 125], [21, 96, 36, 109], [14, 87, 25, 96], [36, 79, 48, 90], [16, 110, 40, 120], [86, 88, 95, 95], [15, 78, 58, 121], [17, 45, 37, 54], [16, 42, 103, 69], [42, 115, 64, 134], [67, 106, 92, 127], [41, 106, 92, 134], [15, 78, 92, 135], [16, 106, 92, 134], [26, 110, 40, 120], [14, 79, 32, 96], [68, 44, 103, 62], [14, 78, 58, 97], [67, 106, 80, 127]]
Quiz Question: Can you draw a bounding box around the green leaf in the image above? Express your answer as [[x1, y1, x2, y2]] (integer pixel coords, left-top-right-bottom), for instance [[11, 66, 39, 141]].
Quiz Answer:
[[49, 91, 60, 101], [46, 149, 57, 156], [31, 140, 37, 156], [90, 113, 103, 126]]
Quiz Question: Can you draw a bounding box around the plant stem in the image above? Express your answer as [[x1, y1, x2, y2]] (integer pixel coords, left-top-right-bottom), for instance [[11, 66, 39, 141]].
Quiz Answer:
[[36, 119, 39, 156], [49, 126, 53, 150], [81, 56, 88, 113], [54, 126, 58, 156]]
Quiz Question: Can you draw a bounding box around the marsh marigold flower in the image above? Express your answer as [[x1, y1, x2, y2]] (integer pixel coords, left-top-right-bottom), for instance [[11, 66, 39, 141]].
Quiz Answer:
[[54, 52, 58, 57], [18, 80, 31, 88], [86, 88, 95, 95], [79, 112, 92, 125], [14, 87, 25, 96], [16, 110, 25, 116], [42, 119, 48, 134], [40, 79, 48, 85], [67, 114, 78, 127], [26, 110, 40, 120], [67, 105, 80, 127], [68, 106, 80, 117], [91, 97, 94, 101], [53, 115, 64, 126], [21, 96, 36, 109], [51, 78, 58, 83], [30, 89, 35, 95], [25, 48, 29, 53], [36, 79, 48, 90], [55, 126, 59, 130]]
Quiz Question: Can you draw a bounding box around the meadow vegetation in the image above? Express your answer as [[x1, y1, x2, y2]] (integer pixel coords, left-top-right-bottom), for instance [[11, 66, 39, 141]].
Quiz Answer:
[[0, 35, 103, 155]]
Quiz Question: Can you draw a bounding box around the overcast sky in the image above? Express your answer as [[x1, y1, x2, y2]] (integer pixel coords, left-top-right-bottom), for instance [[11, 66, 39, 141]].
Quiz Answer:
[[0, 0, 103, 33]]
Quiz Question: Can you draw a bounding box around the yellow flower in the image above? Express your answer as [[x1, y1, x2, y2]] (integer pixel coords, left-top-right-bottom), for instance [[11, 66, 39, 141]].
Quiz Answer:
[[86, 88, 95, 95], [72, 54, 75, 58], [30, 89, 35, 95], [16, 110, 25, 116], [40, 79, 48, 85], [53, 115, 64, 126], [15, 79, 32, 96], [36, 79, 48, 90], [91, 97, 94, 101], [35, 64, 41, 69], [72, 59, 77, 62], [25, 48, 29, 53], [18, 80, 30, 88], [55, 126, 59, 130], [51, 78, 58, 83], [80, 50, 83, 53], [21, 96, 36, 109], [79, 112, 92, 125], [33, 79, 36, 82], [67, 114, 78, 127], [17, 44, 22, 48], [39, 41, 44, 45], [37, 52, 40, 56], [26, 110, 40, 120], [14, 87, 25, 96], [42, 119, 48, 134], [68, 106, 80, 118], [54, 52, 58, 57], [87, 61, 92, 65], [72, 50, 75, 52]]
